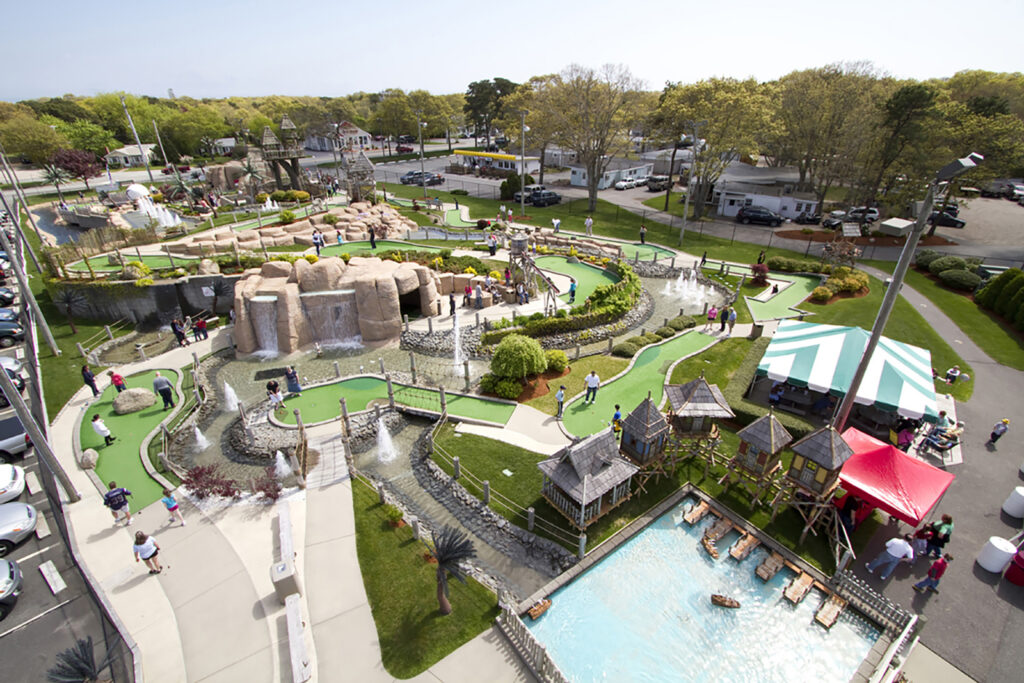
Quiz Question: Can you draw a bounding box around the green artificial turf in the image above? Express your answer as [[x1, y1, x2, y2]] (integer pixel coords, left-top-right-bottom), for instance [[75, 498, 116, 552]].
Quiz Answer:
[[561, 331, 717, 436], [80, 369, 178, 509], [352, 480, 499, 678], [533, 255, 619, 303], [67, 253, 199, 272], [744, 274, 819, 322], [319, 240, 443, 258]]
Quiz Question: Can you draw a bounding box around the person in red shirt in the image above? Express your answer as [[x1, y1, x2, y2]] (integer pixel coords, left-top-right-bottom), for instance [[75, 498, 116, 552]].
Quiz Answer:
[[108, 371, 127, 393], [914, 553, 952, 594]]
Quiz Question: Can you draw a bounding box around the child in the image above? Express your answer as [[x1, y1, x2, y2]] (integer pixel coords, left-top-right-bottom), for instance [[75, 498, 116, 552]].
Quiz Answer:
[[108, 371, 126, 393], [104, 482, 133, 525], [612, 404, 622, 435], [911, 526, 933, 559], [161, 488, 186, 526], [92, 414, 116, 446], [914, 553, 952, 594], [268, 388, 286, 412]]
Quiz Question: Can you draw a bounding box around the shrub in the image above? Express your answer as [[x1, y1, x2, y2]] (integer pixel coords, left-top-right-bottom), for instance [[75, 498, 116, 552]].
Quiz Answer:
[[494, 378, 522, 400], [150, 192, 164, 203], [545, 349, 569, 373], [480, 328, 520, 345], [976, 268, 1020, 309], [134, 277, 154, 287], [252, 467, 283, 502], [439, 249, 453, 259], [323, 214, 339, 225], [489, 270, 502, 280], [286, 190, 310, 202], [656, 326, 676, 338], [765, 256, 827, 274], [476, 219, 489, 230], [279, 210, 296, 224], [811, 286, 832, 302], [995, 272, 1024, 316], [642, 333, 662, 345], [463, 266, 477, 275], [612, 342, 639, 358], [928, 255, 967, 276], [750, 263, 769, 285], [938, 269, 982, 291], [668, 315, 696, 331], [255, 192, 269, 204], [270, 190, 288, 202], [529, 312, 544, 322], [626, 335, 648, 347], [382, 504, 404, 526], [915, 249, 941, 269], [478, 373, 498, 394], [340, 252, 351, 263], [491, 334, 546, 380], [555, 309, 568, 319], [182, 464, 241, 500], [451, 189, 469, 195], [304, 254, 318, 264]]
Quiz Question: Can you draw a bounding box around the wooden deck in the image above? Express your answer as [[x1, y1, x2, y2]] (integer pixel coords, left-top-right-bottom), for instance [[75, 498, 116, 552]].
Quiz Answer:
[[784, 571, 815, 604], [683, 500, 711, 525], [701, 536, 720, 560], [704, 517, 734, 543], [756, 552, 785, 581], [729, 533, 761, 561], [814, 593, 848, 629]]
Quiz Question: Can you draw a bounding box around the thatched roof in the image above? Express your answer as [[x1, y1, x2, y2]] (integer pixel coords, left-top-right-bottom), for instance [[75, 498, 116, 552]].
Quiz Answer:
[[279, 114, 297, 136], [539, 430, 638, 505], [621, 396, 669, 443], [261, 126, 281, 149], [665, 377, 735, 419], [790, 425, 853, 470], [737, 412, 793, 455]]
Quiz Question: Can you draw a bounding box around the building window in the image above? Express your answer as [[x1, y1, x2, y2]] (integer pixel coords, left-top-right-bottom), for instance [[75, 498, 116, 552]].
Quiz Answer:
[[728, 199, 736, 207], [795, 202, 803, 212], [744, 198, 753, 206]]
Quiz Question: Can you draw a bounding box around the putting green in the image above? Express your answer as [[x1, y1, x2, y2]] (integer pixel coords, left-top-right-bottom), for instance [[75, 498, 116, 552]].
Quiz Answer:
[[745, 274, 819, 322], [82, 370, 178, 510], [561, 331, 716, 437], [444, 209, 479, 228], [274, 376, 516, 425], [319, 240, 443, 258], [534, 255, 619, 303], [68, 254, 198, 272]]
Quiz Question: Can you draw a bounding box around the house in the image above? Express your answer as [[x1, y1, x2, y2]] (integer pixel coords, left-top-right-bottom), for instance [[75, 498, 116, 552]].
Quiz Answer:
[[639, 147, 697, 175], [569, 158, 654, 190], [452, 149, 540, 175], [543, 146, 577, 167], [212, 137, 236, 156], [620, 394, 670, 467], [538, 430, 638, 530], [714, 181, 819, 220], [665, 375, 734, 438], [304, 121, 373, 152], [105, 144, 157, 168]]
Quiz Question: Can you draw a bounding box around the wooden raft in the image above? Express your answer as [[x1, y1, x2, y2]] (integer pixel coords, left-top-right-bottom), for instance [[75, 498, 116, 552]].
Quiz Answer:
[[729, 533, 761, 561], [756, 552, 785, 582], [784, 572, 814, 604], [701, 536, 720, 560], [683, 501, 711, 525], [705, 517, 733, 543], [528, 599, 552, 620], [814, 594, 848, 629]]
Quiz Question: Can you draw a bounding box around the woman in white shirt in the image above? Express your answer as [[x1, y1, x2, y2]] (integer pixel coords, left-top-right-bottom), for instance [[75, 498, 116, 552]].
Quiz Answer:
[[133, 531, 163, 574]]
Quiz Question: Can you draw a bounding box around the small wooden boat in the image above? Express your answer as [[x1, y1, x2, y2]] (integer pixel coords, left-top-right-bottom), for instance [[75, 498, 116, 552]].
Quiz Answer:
[[701, 536, 720, 560], [683, 501, 711, 525], [711, 594, 741, 609], [814, 593, 848, 629], [528, 599, 552, 620], [705, 517, 734, 543]]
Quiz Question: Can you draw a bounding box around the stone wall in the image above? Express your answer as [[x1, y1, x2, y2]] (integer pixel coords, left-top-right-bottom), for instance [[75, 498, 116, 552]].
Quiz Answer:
[[60, 274, 242, 325]]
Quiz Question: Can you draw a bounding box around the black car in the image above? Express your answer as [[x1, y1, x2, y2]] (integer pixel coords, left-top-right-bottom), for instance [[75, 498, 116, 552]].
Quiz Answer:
[[0, 289, 14, 307], [0, 321, 23, 348], [399, 170, 425, 184], [531, 190, 562, 207], [0, 309, 16, 323], [419, 173, 444, 187], [494, 137, 509, 148], [397, 135, 416, 144], [822, 217, 843, 230], [928, 212, 966, 229], [794, 212, 821, 225], [735, 206, 783, 227], [0, 369, 24, 409]]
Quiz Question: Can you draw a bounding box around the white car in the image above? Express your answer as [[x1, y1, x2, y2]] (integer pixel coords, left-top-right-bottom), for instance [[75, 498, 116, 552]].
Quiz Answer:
[[0, 465, 25, 504], [0, 503, 35, 557], [614, 178, 636, 190]]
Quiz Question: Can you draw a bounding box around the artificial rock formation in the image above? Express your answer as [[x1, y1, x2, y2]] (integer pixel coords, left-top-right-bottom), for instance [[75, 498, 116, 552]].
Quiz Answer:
[[233, 255, 440, 353], [78, 448, 99, 469], [112, 387, 157, 414]]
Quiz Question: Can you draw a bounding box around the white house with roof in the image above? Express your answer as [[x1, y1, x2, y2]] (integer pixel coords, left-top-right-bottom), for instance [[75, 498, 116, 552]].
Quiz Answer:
[[714, 181, 819, 220], [212, 137, 236, 156], [452, 149, 540, 175], [305, 122, 373, 152], [104, 144, 157, 168], [569, 158, 654, 190]]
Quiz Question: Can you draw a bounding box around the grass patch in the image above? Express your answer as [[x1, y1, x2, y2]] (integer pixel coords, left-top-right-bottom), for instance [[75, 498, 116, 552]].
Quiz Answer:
[[641, 190, 689, 218], [669, 337, 752, 386], [523, 354, 628, 417], [352, 479, 498, 678]]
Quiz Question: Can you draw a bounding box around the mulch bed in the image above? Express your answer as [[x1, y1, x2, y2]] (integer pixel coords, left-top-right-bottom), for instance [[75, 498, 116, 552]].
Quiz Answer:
[[776, 229, 957, 247], [517, 367, 571, 402], [806, 288, 870, 306]]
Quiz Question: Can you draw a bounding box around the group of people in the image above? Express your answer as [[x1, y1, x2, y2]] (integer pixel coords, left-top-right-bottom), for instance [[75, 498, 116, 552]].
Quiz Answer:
[[864, 514, 955, 595], [170, 317, 207, 347], [102, 480, 185, 577], [266, 366, 303, 412], [703, 305, 737, 335]]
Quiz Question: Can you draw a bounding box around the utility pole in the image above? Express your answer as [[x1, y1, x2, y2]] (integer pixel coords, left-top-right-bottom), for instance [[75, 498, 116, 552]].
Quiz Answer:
[[416, 112, 427, 199], [121, 95, 154, 185], [520, 110, 528, 219], [679, 120, 706, 246]]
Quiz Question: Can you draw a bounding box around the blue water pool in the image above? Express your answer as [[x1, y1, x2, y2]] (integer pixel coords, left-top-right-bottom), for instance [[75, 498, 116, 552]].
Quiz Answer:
[[528, 498, 880, 682]]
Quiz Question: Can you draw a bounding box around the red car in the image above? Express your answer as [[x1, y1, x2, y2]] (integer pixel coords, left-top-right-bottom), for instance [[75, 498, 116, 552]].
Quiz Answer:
[[395, 145, 414, 153]]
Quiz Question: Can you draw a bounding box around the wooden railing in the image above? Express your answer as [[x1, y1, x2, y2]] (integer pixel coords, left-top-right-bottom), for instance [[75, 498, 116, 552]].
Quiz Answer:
[[496, 606, 569, 683]]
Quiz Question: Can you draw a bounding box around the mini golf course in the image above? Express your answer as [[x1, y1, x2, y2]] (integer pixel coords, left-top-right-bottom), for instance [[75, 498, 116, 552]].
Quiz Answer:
[[68, 253, 199, 272], [444, 209, 479, 228], [274, 376, 517, 426], [319, 240, 443, 258], [79, 369, 179, 509], [745, 275, 819, 322], [534, 255, 619, 303], [561, 331, 717, 437]]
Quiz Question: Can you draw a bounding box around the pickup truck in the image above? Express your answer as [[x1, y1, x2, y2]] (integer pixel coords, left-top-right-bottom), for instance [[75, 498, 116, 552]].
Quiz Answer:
[[0, 416, 31, 463]]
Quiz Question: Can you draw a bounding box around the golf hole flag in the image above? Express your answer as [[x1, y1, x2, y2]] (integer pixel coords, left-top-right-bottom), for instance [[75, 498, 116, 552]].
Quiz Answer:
[[757, 320, 939, 422]]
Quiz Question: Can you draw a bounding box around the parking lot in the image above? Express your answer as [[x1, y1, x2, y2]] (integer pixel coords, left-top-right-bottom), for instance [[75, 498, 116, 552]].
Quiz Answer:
[[938, 194, 1024, 250]]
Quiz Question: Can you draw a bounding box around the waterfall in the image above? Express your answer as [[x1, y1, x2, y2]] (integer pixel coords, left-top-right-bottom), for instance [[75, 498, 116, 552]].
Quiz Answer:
[[222, 382, 239, 412], [249, 296, 279, 356], [300, 290, 361, 349], [377, 417, 397, 464], [193, 426, 211, 452], [274, 450, 292, 479]]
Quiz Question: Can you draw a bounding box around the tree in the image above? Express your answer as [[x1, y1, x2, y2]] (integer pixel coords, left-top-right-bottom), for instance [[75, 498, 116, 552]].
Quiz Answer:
[[40, 164, 71, 202], [463, 78, 518, 144], [539, 64, 645, 212], [862, 84, 937, 206], [238, 158, 264, 201], [51, 287, 89, 335], [0, 114, 67, 164], [46, 636, 116, 682], [490, 334, 546, 382], [370, 90, 415, 154], [497, 75, 560, 184], [51, 149, 103, 190], [53, 119, 120, 157], [425, 525, 476, 616]]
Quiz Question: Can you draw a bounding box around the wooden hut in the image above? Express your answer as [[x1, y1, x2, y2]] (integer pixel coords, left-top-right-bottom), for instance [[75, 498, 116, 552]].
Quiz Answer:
[[620, 393, 670, 466], [539, 430, 639, 530], [665, 375, 735, 438], [720, 411, 793, 504]]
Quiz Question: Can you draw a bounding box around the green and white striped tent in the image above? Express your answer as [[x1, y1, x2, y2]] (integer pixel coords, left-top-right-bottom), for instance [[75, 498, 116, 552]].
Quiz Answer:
[[757, 320, 939, 422]]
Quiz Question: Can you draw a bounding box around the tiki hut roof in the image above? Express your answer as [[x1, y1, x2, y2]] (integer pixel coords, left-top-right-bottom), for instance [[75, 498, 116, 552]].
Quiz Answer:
[[665, 377, 735, 419], [621, 395, 670, 443], [539, 430, 638, 506], [790, 425, 853, 470], [261, 125, 282, 149], [737, 412, 793, 455], [279, 114, 297, 135]]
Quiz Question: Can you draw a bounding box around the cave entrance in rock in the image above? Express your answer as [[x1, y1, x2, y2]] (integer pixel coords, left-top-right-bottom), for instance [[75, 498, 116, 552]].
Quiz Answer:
[[398, 289, 423, 319]]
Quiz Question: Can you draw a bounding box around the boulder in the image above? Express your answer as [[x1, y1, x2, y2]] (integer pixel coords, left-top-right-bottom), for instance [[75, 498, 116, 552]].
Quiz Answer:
[[436, 272, 453, 295], [299, 257, 344, 292], [293, 257, 312, 284], [261, 261, 293, 279], [78, 448, 99, 469], [197, 259, 220, 275], [113, 387, 157, 415], [393, 267, 420, 295]]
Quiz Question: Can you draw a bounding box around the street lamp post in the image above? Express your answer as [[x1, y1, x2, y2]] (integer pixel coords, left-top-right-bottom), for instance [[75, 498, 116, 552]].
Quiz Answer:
[[679, 120, 706, 246], [833, 153, 983, 432], [520, 110, 528, 219], [416, 113, 427, 199]]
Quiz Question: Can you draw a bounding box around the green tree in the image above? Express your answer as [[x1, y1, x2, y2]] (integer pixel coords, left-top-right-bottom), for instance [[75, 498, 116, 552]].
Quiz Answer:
[[53, 119, 120, 157], [370, 90, 415, 154], [425, 526, 476, 616], [862, 84, 937, 206], [21, 97, 94, 124], [40, 164, 71, 202], [977, 268, 1020, 309], [491, 334, 546, 381], [995, 272, 1024, 317], [51, 287, 89, 335], [497, 75, 561, 184], [0, 114, 68, 164], [463, 78, 517, 144]]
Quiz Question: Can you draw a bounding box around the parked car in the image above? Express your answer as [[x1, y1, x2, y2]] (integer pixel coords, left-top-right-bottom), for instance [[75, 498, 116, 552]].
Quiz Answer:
[[614, 178, 637, 190], [846, 207, 880, 223], [0, 290, 13, 307], [399, 170, 424, 184], [735, 206, 783, 227], [646, 175, 672, 192], [822, 216, 844, 230], [397, 135, 416, 144], [0, 321, 23, 348], [634, 176, 649, 187], [0, 309, 17, 323], [0, 417, 31, 464], [419, 173, 444, 187], [0, 370, 25, 410], [0, 504, 35, 559], [928, 212, 966, 228], [0, 557, 25, 619], [395, 144, 414, 153], [494, 137, 509, 148], [161, 165, 190, 175], [794, 212, 821, 225], [0, 465, 24, 505], [531, 190, 562, 207], [513, 185, 546, 203]]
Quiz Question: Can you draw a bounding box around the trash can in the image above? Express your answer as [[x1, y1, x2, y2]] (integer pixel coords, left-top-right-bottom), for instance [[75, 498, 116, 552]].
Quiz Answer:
[[749, 323, 764, 340], [1004, 550, 1024, 586], [977, 536, 1016, 573], [1001, 486, 1024, 518]]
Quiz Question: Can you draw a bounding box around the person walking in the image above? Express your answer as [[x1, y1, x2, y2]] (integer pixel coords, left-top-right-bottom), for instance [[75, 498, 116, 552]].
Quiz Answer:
[[104, 482, 133, 526], [284, 366, 302, 396], [988, 418, 1009, 446], [311, 230, 323, 256], [568, 278, 577, 304], [82, 365, 100, 397], [719, 306, 729, 333], [368, 225, 376, 249], [757, 250, 766, 264], [700, 251, 707, 267], [612, 404, 622, 435], [727, 307, 737, 335], [132, 531, 163, 575], [91, 414, 116, 446], [153, 371, 175, 410], [914, 554, 952, 594], [584, 215, 593, 236], [926, 514, 954, 558], [584, 371, 600, 404], [639, 224, 647, 244], [704, 305, 718, 332], [554, 385, 566, 419], [192, 319, 204, 342], [474, 283, 483, 309], [161, 488, 186, 526], [108, 371, 126, 393], [865, 534, 914, 580], [449, 292, 456, 317], [507, 208, 513, 223], [195, 317, 208, 340]]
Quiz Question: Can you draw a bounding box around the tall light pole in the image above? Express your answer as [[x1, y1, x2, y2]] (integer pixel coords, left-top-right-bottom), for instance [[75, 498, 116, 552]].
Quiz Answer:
[[120, 95, 154, 185], [834, 153, 983, 431], [519, 110, 528, 218], [679, 120, 706, 246], [416, 112, 427, 199]]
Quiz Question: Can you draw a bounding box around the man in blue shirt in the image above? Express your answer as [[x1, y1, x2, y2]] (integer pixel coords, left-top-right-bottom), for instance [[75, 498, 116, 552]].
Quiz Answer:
[[103, 481, 133, 526], [568, 278, 577, 303]]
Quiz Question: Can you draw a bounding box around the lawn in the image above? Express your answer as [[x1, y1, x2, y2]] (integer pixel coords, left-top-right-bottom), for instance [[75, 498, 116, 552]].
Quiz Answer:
[[67, 253, 199, 272], [351, 479, 499, 678], [641, 190, 689, 218], [533, 255, 619, 303], [865, 260, 1024, 371], [524, 355, 628, 417], [669, 337, 753, 386]]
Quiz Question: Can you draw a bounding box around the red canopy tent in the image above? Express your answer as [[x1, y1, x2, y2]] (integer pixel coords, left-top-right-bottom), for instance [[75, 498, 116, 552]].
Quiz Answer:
[[838, 427, 956, 527]]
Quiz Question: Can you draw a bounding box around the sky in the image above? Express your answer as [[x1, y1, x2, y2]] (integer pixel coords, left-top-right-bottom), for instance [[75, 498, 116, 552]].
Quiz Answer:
[[4, 0, 1023, 102]]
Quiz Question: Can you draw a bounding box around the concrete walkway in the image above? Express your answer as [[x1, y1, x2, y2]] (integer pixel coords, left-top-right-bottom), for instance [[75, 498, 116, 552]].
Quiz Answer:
[[455, 404, 571, 455]]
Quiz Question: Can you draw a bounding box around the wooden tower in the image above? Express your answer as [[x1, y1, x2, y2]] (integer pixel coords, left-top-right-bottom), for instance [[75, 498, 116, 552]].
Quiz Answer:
[[719, 411, 792, 506], [259, 115, 308, 190], [664, 374, 735, 477], [342, 150, 376, 204], [508, 232, 559, 313], [619, 392, 671, 493]]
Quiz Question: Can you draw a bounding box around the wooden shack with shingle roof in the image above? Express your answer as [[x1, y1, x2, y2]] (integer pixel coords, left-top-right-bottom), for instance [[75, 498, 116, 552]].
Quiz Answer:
[[539, 430, 639, 530], [343, 150, 376, 203], [620, 393, 670, 466], [720, 411, 793, 504], [259, 115, 307, 190], [665, 375, 735, 438], [783, 425, 853, 497]]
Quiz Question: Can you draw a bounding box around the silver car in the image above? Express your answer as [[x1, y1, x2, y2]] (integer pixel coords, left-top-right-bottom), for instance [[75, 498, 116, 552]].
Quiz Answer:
[[0, 557, 24, 619], [0, 502, 36, 557], [0, 465, 25, 504]]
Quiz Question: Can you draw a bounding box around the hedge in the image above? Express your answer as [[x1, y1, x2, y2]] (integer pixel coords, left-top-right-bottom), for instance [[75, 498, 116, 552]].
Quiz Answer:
[[976, 268, 1020, 309], [938, 269, 982, 291], [656, 326, 676, 338], [494, 378, 522, 400], [995, 272, 1024, 317], [612, 342, 639, 358], [915, 249, 942, 269], [928, 255, 967, 276], [546, 349, 569, 373], [765, 256, 831, 274], [668, 315, 697, 331], [811, 286, 832, 302], [722, 337, 815, 440]]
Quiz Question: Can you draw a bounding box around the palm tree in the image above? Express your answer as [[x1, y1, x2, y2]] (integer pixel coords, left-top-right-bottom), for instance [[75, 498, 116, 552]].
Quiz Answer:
[[46, 636, 117, 683], [239, 159, 263, 202], [41, 164, 71, 202], [426, 525, 477, 615], [210, 279, 232, 315], [51, 287, 89, 334]]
